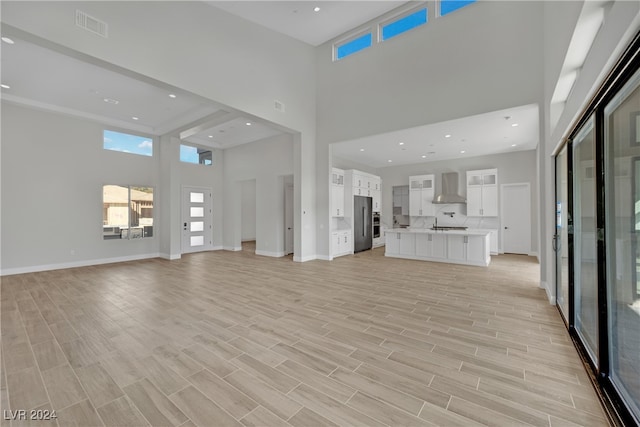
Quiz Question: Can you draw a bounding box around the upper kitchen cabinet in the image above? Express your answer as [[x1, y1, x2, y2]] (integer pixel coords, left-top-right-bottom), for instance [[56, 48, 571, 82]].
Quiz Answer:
[[350, 171, 381, 212], [409, 174, 435, 216], [466, 168, 498, 217], [331, 168, 345, 217]]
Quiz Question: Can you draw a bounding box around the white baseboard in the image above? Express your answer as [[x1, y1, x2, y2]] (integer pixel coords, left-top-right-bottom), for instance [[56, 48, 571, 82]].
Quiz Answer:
[[540, 280, 556, 305], [160, 253, 181, 260], [211, 246, 224, 251], [0, 253, 161, 276], [255, 250, 285, 258], [316, 255, 332, 261], [528, 251, 539, 259], [293, 254, 317, 262], [223, 246, 242, 251]]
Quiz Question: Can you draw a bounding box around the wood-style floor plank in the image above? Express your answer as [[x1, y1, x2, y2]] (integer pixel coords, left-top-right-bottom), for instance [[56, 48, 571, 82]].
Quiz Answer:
[[0, 245, 609, 426]]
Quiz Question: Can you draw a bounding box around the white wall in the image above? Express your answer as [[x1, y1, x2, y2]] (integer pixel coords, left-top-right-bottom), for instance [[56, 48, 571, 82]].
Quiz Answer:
[[539, 0, 640, 301], [179, 144, 225, 252], [315, 1, 545, 258], [1, 102, 160, 273], [2, 0, 317, 260], [223, 134, 294, 256], [376, 150, 538, 254], [241, 180, 257, 241]]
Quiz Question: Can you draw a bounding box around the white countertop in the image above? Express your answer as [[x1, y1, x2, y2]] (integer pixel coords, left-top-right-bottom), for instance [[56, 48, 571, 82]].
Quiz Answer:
[[385, 228, 491, 236]]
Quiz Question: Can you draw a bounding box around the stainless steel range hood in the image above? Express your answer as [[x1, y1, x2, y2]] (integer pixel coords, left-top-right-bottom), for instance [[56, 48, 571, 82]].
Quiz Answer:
[[433, 172, 466, 204]]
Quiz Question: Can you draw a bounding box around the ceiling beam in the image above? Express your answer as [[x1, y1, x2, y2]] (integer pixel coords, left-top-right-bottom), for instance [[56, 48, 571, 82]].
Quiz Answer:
[[177, 110, 242, 140]]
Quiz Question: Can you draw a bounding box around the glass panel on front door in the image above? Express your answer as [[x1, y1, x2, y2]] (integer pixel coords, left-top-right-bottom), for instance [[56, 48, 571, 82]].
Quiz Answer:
[[189, 191, 205, 248]]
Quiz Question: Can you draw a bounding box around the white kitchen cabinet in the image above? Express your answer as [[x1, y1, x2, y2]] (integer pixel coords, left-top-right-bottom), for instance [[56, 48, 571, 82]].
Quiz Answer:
[[466, 169, 498, 217], [409, 174, 435, 216], [331, 168, 345, 217], [446, 234, 490, 264], [466, 235, 489, 263], [332, 185, 345, 217], [332, 230, 352, 257], [431, 234, 447, 259], [386, 232, 415, 256], [415, 233, 446, 258], [385, 232, 400, 255], [385, 230, 490, 266], [372, 189, 381, 212], [474, 229, 498, 254], [447, 235, 467, 262], [399, 233, 415, 256]]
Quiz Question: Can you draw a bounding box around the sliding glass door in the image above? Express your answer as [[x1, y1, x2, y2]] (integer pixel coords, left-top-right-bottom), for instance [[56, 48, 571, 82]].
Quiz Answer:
[[555, 146, 570, 320], [604, 67, 640, 421], [572, 117, 599, 364]]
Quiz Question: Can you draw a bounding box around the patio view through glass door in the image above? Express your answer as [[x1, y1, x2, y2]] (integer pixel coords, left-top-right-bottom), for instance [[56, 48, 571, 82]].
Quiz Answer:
[[572, 117, 599, 364], [604, 67, 640, 421]]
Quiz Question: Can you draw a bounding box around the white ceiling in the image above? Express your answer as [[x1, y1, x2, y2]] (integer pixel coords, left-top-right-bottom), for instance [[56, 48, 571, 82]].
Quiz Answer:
[[331, 104, 540, 168], [0, 35, 285, 149], [208, 1, 410, 46], [1, 2, 540, 162]]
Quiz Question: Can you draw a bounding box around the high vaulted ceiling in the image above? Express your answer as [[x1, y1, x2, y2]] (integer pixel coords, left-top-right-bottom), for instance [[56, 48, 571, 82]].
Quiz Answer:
[[1, 1, 540, 164], [208, 1, 410, 46]]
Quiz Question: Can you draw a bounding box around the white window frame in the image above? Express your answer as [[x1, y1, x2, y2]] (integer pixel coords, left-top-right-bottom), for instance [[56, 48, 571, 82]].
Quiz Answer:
[[377, 2, 428, 43], [333, 27, 374, 62]]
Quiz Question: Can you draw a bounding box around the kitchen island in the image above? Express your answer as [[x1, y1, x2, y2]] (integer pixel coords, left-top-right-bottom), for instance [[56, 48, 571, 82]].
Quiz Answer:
[[385, 228, 491, 266]]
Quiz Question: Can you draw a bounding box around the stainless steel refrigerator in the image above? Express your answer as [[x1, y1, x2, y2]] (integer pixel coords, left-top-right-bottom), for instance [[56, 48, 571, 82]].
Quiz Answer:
[[354, 195, 373, 253]]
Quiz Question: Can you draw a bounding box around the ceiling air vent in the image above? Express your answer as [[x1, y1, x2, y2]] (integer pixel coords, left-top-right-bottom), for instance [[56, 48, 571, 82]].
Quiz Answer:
[[75, 10, 108, 38]]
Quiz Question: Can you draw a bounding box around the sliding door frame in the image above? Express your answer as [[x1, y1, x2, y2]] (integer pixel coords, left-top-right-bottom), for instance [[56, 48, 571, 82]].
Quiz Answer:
[[556, 30, 640, 427]]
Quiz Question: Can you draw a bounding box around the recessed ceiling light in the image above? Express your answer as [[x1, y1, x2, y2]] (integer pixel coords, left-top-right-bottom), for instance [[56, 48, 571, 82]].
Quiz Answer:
[[208, 135, 214, 138], [360, 148, 365, 152], [103, 98, 119, 105], [1, 84, 10, 89], [421, 155, 427, 158], [511, 144, 517, 147], [246, 122, 252, 126], [460, 150, 466, 154], [132, 116, 139, 120], [445, 134, 451, 138], [314, 6, 320, 12], [388, 160, 393, 163], [168, 94, 177, 98], [1, 37, 14, 44], [399, 142, 404, 146], [512, 123, 519, 127]]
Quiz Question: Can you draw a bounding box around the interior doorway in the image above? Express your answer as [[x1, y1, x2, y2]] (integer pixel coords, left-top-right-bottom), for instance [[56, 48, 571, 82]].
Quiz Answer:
[[240, 180, 257, 249], [284, 180, 294, 256], [182, 186, 213, 254], [500, 183, 531, 254]]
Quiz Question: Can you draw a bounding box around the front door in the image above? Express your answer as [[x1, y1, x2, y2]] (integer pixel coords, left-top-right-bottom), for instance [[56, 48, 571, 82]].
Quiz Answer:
[[182, 186, 213, 254]]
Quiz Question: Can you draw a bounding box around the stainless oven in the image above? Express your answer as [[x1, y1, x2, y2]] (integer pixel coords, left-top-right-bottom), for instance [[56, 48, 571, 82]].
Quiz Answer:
[[373, 212, 380, 238]]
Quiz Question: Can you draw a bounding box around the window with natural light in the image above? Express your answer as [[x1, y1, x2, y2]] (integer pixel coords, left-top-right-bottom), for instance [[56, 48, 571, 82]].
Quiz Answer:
[[180, 144, 213, 165], [335, 32, 372, 60], [103, 130, 153, 156], [103, 185, 154, 240], [380, 8, 427, 41], [439, 0, 476, 17]]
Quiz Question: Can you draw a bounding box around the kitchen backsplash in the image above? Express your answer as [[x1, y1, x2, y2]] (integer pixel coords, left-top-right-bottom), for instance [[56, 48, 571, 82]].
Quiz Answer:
[[409, 204, 500, 230]]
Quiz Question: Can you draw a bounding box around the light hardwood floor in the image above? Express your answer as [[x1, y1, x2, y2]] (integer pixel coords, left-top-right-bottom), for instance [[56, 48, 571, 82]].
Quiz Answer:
[[1, 244, 609, 426]]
